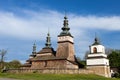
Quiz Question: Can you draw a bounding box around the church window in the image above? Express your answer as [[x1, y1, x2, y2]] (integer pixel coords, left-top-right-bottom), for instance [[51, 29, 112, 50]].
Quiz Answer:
[[44, 61, 47, 67], [93, 47, 97, 53]]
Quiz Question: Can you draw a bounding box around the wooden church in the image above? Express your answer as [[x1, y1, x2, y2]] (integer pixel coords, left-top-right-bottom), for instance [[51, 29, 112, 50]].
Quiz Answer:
[[22, 16, 79, 69]]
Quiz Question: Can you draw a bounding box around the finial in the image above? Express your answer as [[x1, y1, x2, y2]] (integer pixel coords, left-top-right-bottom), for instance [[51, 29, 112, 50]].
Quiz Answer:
[[32, 41, 36, 54], [95, 32, 98, 41], [33, 40, 36, 45], [58, 14, 73, 37], [95, 33, 98, 41], [64, 11, 67, 19], [48, 27, 50, 36], [92, 33, 101, 45]]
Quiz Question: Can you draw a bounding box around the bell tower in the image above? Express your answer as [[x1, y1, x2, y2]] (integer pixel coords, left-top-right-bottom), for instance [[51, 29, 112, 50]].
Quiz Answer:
[[86, 36, 111, 77], [56, 15, 75, 61]]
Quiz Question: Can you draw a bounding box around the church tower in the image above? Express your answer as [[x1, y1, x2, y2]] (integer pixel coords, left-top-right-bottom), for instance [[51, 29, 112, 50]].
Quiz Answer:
[[56, 15, 75, 61], [86, 36, 111, 77], [29, 42, 37, 59]]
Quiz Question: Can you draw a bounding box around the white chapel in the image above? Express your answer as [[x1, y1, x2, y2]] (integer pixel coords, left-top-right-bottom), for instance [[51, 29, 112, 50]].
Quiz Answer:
[[86, 36, 111, 77]]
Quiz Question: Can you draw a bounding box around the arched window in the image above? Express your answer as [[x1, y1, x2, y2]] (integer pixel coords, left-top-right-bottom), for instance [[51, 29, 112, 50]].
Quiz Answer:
[[93, 47, 97, 53]]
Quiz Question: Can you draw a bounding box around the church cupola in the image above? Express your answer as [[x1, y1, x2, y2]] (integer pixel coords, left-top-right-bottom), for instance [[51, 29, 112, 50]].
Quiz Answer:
[[32, 42, 36, 54], [45, 32, 51, 48], [58, 15, 72, 37], [92, 36, 100, 45], [90, 36, 105, 54], [29, 42, 37, 59], [57, 15, 74, 43]]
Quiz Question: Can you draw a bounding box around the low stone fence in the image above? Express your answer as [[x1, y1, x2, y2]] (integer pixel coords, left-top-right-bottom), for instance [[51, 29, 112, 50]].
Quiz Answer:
[[6, 68, 94, 74]]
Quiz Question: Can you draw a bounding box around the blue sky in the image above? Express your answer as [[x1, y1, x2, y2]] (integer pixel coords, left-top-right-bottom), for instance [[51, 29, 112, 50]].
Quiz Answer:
[[0, 0, 120, 63]]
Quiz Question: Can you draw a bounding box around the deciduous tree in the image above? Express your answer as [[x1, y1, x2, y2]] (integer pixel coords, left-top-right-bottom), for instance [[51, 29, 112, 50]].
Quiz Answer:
[[0, 49, 7, 69]]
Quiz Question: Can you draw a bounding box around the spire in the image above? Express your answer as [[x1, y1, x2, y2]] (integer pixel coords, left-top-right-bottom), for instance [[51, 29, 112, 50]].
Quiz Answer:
[[92, 34, 101, 45], [32, 41, 36, 54], [59, 15, 72, 37], [45, 31, 51, 48]]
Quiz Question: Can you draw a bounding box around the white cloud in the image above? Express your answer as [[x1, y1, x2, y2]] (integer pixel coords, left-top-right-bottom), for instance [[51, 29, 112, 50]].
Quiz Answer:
[[0, 10, 62, 40], [69, 15, 120, 30], [1, 10, 120, 40], [0, 10, 120, 60]]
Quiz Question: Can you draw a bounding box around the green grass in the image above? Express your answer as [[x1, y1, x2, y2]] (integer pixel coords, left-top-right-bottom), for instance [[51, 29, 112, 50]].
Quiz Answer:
[[0, 73, 119, 80]]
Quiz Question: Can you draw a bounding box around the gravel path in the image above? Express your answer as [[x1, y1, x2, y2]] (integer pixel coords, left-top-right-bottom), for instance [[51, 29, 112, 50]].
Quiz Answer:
[[0, 78, 21, 80]]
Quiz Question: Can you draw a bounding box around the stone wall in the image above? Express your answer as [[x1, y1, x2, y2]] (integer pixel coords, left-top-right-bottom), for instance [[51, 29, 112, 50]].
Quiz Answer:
[[87, 65, 111, 77], [6, 69, 94, 74]]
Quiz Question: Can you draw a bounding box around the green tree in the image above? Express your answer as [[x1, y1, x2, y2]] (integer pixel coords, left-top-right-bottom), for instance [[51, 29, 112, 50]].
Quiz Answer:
[[0, 49, 7, 69], [75, 57, 86, 68], [8, 60, 21, 69], [107, 50, 120, 67], [108, 50, 120, 78]]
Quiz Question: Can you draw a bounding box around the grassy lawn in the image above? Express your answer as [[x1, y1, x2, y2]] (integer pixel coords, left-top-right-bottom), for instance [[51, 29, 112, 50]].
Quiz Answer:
[[0, 73, 119, 80]]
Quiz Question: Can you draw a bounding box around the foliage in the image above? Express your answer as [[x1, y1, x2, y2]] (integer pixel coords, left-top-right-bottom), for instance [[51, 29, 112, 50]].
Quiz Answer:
[[107, 50, 120, 67], [108, 50, 120, 78], [5, 60, 21, 69], [0, 73, 119, 80], [114, 72, 120, 78], [75, 57, 86, 68]]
